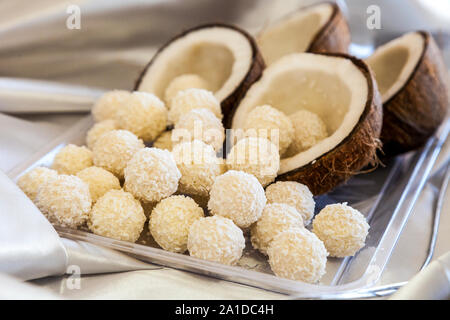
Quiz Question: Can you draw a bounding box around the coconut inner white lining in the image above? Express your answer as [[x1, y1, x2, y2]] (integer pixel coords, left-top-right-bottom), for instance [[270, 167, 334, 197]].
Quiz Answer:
[[257, 3, 333, 65], [366, 32, 424, 102], [138, 27, 253, 103], [231, 53, 368, 174]]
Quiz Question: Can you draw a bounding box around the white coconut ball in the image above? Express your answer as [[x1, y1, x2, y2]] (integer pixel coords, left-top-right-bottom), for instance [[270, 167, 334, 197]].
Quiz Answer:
[[312, 203, 369, 257], [86, 119, 118, 149], [285, 109, 328, 157], [188, 216, 245, 265], [169, 88, 222, 124], [153, 131, 173, 151], [36, 175, 91, 228], [92, 90, 130, 122], [265, 181, 315, 225], [226, 137, 280, 187], [251, 203, 304, 255], [164, 74, 210, 107], [150, 195, 204, 253], [89, 189, 146, 242], [17, 167, 58, 202], [52, 144, 93, 175], [76, 166, 121, 203], [243, 105, 294, 155], [173, 108, 225, 152], [172, 140, 223, 197], [92, 130, 145, 179], [124, 147, 181, 203], [115, 91, 167, 141], [208, 170, 266, 228], [268, 228, 328, 283]]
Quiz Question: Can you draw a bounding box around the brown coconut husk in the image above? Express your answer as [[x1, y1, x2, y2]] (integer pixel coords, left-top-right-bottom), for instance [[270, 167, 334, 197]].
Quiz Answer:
[[307, 2, 351, 54], [379, 32, 449, 156], [277, 53, 383, 195]]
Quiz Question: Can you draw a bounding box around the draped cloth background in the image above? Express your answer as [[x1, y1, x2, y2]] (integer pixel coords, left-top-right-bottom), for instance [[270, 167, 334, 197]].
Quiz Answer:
[[0, 0, 449, 299]]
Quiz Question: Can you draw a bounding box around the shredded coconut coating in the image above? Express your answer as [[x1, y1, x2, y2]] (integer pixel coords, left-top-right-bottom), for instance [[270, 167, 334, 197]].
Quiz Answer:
[[36, 175, 91, 228], [285, 110, 328, 157], [188, 216, 245, 265], [92, 90, 130, 122], [265, 181, 315, 225], [86, 119, 118, 149], [169, 88, 222, 124], [208, 170, 266, 228], [52, 144, 93, 175], [76, 166, 121, 203], [226, 137, 280, 187], [173, 108, 225, 152], [172, 140, 222, 197], [17, 166, 58, 202], [150, 195, 204, 253], [268, 228, 328, 283], [115, 91, 167, 141], [164, 74, 210, 107], [92, 130, 145, 179], [243, 105, 294, 156], [251, 203, 304, 255], [153, 131, 173, 151], [312, 203, 369, 257], [89, 189, 145, 242], [124, 147, 181, 203]]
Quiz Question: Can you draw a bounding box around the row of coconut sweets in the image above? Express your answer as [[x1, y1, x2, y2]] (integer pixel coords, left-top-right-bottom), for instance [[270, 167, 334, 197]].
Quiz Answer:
[[17, 83, 368, 284]]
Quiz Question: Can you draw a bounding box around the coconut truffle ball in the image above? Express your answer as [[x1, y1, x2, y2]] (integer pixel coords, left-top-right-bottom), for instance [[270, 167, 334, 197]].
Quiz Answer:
[[115, 91, 167, 141], [124, 148, 181, 203], [76, 166, 120, 203], [208, 170, 266, 228], [172, 140, 222, 197], [92, 130, 145, 178], [164, 74, 210, 107], [89, 189, 145, 242], [17, 167, 58, 202], [265, 181, 315, 225], [251, 203, 304, 255], [226, 137, 280, 187], [268, 228, 328, 283], [92, 90, 130, 122], [52, 144, 93, 175], [153, 131, 173, 151], [36, 175, 91, 228], [285, 109, 328, 157], [150, 195, 204, 253], [169, 88, 222, 124], [86, 119, 118, 149], [243, 105, 294, 155], [173, 108, 225, 152], [188, 216, 245, 265], [312, 203, 369, 257]]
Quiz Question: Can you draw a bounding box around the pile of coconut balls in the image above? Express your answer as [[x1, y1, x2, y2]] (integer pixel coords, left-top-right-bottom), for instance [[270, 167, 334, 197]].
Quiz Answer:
[[17, 75, 369, 284]]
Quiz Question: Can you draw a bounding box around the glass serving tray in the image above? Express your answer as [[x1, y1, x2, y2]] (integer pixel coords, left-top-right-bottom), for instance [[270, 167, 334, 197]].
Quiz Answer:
[[8, 115, 450, 297]]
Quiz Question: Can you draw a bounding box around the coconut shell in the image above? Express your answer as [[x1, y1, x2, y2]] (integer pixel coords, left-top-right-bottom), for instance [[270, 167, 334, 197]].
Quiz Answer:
[[307, 2, 351, 54], [380, 32, 449, 156], [277, 54, 383, 195], [134, 23, 265, 127]]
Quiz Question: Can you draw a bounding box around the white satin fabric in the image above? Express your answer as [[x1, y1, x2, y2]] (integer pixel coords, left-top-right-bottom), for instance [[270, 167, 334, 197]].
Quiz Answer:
[[0, 0, 449, 299]]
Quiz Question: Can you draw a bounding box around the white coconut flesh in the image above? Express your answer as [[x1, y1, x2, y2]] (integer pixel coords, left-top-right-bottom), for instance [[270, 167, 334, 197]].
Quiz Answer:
[[231, 53, 368, 175], [257, 3, 333, 65], [366, 32, 424, 102], [137, 27, 253, 103]]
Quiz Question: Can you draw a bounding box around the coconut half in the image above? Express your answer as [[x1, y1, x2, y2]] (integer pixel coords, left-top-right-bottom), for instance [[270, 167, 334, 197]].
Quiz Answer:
[[257, 2, 350, 66], [367, 31, 449, 156], [230, 53, 382, 195], [135, 23, 264, 125]]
